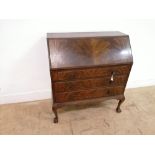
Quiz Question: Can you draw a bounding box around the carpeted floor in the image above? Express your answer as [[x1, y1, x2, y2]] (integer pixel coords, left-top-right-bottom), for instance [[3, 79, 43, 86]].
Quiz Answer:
[[0, 86, 155, 135]]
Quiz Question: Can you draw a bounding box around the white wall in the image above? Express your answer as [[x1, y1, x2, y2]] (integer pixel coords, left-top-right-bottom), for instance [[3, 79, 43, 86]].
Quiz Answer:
[[0, 20, 155, 104]]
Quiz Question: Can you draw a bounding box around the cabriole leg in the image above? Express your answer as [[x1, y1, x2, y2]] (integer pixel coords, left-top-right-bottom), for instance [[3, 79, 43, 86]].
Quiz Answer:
[[116, 96, 125, 113], [52, 106, 58, 123]]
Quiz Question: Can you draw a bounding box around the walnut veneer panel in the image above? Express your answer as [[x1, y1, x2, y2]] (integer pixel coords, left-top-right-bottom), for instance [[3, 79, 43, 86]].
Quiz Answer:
[[55, 86, 124, 103], [48, 34, 132, 69], [51, 65, 131, 81], [53, 75, 128, 93]]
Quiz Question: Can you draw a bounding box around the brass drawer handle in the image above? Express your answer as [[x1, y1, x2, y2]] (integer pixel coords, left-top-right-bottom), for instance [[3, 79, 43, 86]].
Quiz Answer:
[[110, 71, 115, 83]]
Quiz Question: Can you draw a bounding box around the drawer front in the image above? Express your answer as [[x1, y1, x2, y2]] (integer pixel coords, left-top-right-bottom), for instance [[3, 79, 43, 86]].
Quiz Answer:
[[53, 75, 127, 93], [55, 86, 124, 103], [52, 65, 131, 81]]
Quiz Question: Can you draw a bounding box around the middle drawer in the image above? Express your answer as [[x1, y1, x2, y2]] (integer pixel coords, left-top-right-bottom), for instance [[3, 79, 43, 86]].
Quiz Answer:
[[53, 75, 127, 93]]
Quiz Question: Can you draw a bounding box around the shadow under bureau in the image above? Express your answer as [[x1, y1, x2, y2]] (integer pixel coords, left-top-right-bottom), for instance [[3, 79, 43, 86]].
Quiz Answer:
[[47, 31, 133, 123]]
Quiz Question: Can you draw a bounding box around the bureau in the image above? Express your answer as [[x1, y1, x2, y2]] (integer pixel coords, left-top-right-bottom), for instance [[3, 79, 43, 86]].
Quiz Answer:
[[47, 31, 133, 123]]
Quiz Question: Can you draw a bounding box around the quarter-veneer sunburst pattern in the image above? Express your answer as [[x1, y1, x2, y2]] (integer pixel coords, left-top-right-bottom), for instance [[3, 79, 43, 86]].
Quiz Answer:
[[49, 36, 132, 69]]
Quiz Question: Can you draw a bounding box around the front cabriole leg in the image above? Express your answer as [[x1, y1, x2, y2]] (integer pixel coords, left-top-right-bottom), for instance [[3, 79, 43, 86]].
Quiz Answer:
[[116, 96, 125, 113], [52, 106, 58, 123]]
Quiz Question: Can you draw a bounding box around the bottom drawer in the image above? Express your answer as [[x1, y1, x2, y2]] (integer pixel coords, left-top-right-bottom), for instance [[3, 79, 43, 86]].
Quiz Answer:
[[55, 86, 124, 103]]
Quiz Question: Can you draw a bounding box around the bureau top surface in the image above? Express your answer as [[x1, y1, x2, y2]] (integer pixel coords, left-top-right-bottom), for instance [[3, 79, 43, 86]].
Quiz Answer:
[[47, 31, 127, 39], [47, 31, 133, 69]]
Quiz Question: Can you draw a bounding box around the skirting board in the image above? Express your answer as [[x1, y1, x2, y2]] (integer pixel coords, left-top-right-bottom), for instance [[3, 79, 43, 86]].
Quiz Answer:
[[127, 79, 155, 88], [0, 89, 52, 105], [0, 79, 155, 105]]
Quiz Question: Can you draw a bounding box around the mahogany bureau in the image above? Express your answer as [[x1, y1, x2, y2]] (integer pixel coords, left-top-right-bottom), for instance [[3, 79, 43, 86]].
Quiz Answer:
[[47, 31, 133, 123]]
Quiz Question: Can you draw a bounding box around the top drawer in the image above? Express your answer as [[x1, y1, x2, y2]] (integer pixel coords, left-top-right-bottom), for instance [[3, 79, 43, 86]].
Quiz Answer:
[[51, 65, 131, 82]]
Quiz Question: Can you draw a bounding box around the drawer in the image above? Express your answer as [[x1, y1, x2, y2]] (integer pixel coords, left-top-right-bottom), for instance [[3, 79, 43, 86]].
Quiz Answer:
[[51, 65, 131, 81], [55, 86, 124, 103], [53, 75, 127, 93]]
